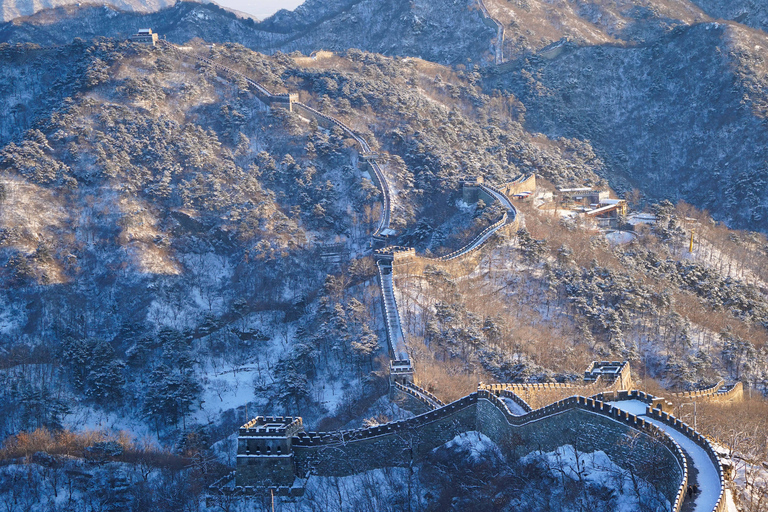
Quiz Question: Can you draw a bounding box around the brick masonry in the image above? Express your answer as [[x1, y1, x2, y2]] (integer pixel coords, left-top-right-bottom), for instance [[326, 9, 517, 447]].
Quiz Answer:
[[235, 393, 686, 507]]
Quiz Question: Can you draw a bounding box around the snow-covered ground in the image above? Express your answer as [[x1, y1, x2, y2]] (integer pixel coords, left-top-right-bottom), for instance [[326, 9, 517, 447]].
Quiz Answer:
[[443, 431, 504, 463], [609, 400, 722, 512], [519, 444, 669, 512], [605, 230, 637, 245]]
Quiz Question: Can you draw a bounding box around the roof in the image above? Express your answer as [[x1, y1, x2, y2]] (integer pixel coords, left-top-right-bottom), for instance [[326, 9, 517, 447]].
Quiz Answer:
[[584, 203, 622, 216]]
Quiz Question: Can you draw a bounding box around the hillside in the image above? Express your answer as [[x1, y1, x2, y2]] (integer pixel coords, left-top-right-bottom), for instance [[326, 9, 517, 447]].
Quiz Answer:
[[690, 0, 768, 33], [1, 2, 768, 510], [0, 38, 610, 443], [483, 0, 709, 56], [3, 1, 768, 231], [490, 20, 768, 230]]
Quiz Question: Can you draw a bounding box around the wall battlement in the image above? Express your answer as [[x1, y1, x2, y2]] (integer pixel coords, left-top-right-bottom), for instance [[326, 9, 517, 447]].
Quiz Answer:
[[233, 390, 691, 509], [393, 381, 445, 410], [480, 361, 633, 409], [668, 380, 744, 403]]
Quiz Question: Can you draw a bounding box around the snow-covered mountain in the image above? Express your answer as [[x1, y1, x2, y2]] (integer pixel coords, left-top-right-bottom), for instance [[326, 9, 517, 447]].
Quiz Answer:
[[0, 0, 175, 22], [0, 1, 767, 510], [2, 1, 768, 229], [0, 0, 498, 66]]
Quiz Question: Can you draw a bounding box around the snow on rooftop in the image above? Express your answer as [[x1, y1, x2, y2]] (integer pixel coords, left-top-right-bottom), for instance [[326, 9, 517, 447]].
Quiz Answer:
[[584, 203, 621, 216], [627, 213, 657, 226]]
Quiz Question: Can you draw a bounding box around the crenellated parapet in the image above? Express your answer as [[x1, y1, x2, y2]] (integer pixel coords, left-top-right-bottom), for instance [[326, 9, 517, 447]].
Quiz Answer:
[[592, 389, 673, 413], [231, 390, 693, 509], [645, 407, 730, 512], [497, 389, 533, 413], [393, 381, 445, 410], [668, 380, 744, 403], [481, 361, 633, 409]]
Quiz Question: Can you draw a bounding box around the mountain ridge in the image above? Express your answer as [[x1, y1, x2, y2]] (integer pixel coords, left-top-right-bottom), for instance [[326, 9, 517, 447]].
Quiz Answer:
[[0, 0, 175, 23]]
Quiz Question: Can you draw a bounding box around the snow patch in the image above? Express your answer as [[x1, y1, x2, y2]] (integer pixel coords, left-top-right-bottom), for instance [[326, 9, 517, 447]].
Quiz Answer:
[[440, 431, 503, 463]]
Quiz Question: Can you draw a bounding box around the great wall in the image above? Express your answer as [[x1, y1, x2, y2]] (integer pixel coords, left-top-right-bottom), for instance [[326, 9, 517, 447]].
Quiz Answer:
[[476, 0, 505, 64], [153, 40, 741, 511]]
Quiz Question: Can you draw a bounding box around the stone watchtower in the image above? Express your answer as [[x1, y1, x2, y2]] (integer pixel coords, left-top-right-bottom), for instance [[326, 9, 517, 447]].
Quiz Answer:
[[584, 361, 633, 390], [235, 416, 304, 489], [129, 29, 159, 46]]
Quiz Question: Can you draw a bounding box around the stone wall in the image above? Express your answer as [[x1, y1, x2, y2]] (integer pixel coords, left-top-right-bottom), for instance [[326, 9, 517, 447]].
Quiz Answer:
[[236, 454, 296, 488], [499, 174, 536, 197], [241, 392, 690, 508], [669, 381, 743, 403], [292, 396, 479, 477], [461, 184, 496, 205], [392, 381, 444, 410], [474, 399, 684, 501], [481, 376, 629, 409]]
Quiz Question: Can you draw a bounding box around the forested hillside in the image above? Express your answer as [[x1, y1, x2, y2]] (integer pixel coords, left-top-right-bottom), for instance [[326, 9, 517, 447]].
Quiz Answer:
[[3, 0, 768, 231], [0, 0, 497, 66], [0, 4, 768, 508], [490, 20, 768, 231], [0, 39, 609, 448]]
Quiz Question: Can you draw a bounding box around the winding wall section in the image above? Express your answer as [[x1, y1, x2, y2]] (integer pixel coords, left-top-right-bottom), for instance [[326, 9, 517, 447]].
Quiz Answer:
[[162, 43, 728, 511], [476, 0, 505, 64], [162, 40, 527, 385], [159, 40, 394, 241], [236, 391, 689, 509]]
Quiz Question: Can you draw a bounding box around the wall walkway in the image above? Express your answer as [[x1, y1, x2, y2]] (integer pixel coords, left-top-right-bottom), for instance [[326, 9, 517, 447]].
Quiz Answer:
[[476, 0, 505, 64], [163, 43, 730, 512], [609, 400, 728, 512]]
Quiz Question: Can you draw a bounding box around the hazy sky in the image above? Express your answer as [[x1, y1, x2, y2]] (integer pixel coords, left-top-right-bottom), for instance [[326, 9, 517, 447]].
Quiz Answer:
[[214, 0, 305, 20]]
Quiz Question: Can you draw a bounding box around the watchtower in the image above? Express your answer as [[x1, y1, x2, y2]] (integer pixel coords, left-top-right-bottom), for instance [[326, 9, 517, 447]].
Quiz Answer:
[[129, 29, 159, 46], [390, 360, 414, 385], [584, 361, 632, 390], [236, 416, 304, 488]]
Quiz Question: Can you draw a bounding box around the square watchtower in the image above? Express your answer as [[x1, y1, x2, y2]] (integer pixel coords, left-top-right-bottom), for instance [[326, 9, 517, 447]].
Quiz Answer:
[[584, 361, 632, 390], [130, 28, 159, 46], [235, 416, 304, 488]]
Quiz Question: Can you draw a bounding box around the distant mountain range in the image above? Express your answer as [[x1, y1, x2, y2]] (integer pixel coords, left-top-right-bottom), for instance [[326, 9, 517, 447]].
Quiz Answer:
[[2, 0, 768, 229], [0, 0, 175, 22], [0, 0, 497, 66]]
